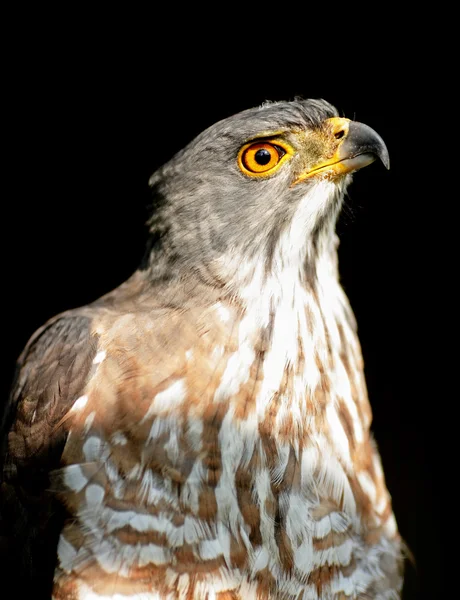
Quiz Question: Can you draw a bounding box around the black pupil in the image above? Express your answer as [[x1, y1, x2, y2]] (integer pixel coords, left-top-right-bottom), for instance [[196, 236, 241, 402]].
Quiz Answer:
[[254, 148, 273, 165]]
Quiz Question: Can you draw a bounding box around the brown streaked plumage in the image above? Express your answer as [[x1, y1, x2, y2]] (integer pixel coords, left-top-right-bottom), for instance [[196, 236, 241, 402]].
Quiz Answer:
[[0, 99, 403, 599]]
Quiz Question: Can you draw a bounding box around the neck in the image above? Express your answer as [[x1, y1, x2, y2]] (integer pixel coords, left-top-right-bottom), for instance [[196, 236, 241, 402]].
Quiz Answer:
[[210, 182, 366, 444]]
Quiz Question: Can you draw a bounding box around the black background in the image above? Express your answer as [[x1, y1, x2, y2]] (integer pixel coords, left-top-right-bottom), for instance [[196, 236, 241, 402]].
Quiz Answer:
[[3, 17, 437, 599]]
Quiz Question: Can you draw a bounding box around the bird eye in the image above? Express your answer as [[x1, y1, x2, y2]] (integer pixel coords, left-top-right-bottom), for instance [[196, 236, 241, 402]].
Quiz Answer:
[[238, 142, 288, 176]]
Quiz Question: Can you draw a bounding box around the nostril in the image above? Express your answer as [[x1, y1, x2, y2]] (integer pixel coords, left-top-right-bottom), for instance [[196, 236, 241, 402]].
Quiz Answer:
[[335, 130, 345, 140]]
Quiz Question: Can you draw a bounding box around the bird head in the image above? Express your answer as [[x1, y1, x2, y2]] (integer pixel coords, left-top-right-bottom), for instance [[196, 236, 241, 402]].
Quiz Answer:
[[145, 99, 388, 289]]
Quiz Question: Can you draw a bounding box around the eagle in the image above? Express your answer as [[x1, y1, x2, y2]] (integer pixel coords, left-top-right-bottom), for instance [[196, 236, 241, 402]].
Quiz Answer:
[[0, 99, 403, 599]]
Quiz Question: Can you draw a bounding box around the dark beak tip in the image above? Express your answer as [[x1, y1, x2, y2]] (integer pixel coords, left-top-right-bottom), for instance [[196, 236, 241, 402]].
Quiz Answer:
[[381, 152, 390, 170], [370, 132, 390, 171], [346, 120, 390, 172]]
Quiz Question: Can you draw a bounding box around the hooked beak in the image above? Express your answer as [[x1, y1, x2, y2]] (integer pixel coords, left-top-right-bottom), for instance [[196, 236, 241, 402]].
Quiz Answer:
[[294, 117, 389, 184]]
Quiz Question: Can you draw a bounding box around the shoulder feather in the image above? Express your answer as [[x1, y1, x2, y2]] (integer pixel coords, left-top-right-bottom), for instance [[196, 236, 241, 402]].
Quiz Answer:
[[0, 313, 98, 595]]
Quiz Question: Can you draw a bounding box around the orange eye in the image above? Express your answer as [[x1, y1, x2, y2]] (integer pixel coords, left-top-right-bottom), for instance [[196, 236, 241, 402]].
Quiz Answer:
[[239, 142, 286, 174]]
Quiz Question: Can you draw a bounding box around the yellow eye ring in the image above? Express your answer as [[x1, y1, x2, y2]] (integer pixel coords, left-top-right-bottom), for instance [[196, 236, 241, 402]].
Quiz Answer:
[[238, 140, 292, 177]]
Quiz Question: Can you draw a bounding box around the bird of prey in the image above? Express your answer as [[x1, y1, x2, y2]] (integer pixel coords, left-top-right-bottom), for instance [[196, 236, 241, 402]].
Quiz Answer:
[[0, 99, 403, 599]]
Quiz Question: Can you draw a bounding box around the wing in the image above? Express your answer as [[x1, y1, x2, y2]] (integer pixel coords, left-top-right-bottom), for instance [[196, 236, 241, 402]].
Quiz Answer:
[[0, 314, 98, 596]]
